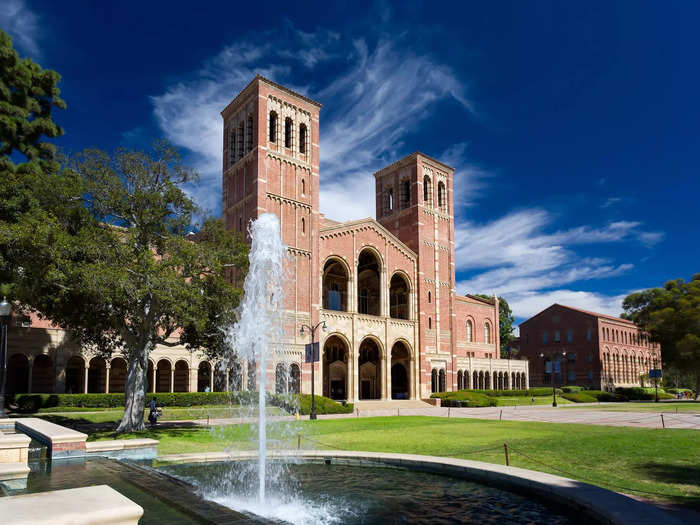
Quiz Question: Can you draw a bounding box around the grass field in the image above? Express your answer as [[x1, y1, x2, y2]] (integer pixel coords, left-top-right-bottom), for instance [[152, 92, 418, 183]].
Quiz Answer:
[[84, 415, 699, 507], [16, 405, 285, 425], [494, 396, 573, 406]]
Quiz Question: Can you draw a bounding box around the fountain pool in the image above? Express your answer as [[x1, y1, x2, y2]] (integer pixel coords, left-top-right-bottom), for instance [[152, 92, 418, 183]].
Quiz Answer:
[[159, 460, 582, 524]]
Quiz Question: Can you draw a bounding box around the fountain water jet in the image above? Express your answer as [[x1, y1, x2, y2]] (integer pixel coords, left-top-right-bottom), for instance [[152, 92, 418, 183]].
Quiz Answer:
[[224, 213, 287, 503]]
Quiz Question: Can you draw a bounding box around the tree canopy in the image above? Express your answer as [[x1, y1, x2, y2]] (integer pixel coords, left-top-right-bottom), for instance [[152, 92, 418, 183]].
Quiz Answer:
[[622, 274, 700, 395]]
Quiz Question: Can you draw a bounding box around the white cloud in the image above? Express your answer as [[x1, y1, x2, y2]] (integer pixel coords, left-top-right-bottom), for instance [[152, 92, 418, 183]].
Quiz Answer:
[[455, 208, 663, 319], [0, 0, 40, 58], [149, 25, 474, 221], [600, 197, 622, 208], [508, 289, 628, 320]]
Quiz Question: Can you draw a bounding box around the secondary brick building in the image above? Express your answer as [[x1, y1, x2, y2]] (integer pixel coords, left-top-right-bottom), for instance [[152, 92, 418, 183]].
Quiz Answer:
[[518, 304, 661, 390], [3, 75, 528, 401]]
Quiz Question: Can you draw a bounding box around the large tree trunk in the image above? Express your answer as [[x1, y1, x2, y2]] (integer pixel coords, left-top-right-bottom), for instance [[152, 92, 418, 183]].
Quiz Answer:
[[116, 346, 150, 433]]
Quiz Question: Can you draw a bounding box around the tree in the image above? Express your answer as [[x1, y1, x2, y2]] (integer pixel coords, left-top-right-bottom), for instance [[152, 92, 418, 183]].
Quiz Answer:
[[622, 275, 700, 398], [25, 142, 248, 432], [475, 294, 515, 356]]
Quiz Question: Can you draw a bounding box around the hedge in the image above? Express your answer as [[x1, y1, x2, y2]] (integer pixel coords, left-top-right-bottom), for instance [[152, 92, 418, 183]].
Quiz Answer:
[[561, 392, 598, 403], [466, 388, 563, 397], [294, 394, 354, 415], [561, 386, 584, 393], [430, 390, 497, 407], [615, 387, 674, 400]]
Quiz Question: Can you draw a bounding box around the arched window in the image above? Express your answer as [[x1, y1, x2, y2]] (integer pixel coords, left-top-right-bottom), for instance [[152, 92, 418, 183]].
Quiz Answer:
[[423, 175, 432, 204], [301, 217, 305, 235], [301, 179, 306, 196], [400, 179, 410, 208], [237, 122, 244, 159], [428, 290, 431, 303], [299, 123, 307, 154], [437, 181, 446, 211], [485, 322, 491, 344], [269, 111, 278, 142], [285, 117, 293, 148], [247, 115, 254, 152], [384, 188, 393, 215], [228, 128, 236, 167], [466, 319, 473, 342], [428, 317, 432, 329]]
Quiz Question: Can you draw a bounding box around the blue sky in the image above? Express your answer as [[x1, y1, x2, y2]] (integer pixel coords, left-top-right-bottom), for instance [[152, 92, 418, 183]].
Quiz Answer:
[[2, 0, 698, 325]]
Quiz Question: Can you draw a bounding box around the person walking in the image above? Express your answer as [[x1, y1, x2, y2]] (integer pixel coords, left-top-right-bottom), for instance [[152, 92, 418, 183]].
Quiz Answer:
[[148, 397, 159, 426]]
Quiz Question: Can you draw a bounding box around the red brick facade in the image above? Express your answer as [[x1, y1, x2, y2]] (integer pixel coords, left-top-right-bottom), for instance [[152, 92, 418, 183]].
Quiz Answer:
[[221, 76, 528, 402], [519, 304, 661, 390]]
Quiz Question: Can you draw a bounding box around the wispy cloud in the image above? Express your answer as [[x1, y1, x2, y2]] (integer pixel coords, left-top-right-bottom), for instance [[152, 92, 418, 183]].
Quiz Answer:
[[600, 196, 622, 208], [149, 23, 474, 220], [0, 0, 40, 58], [507, 289, 629, 320], [455, 208, 663, 318]]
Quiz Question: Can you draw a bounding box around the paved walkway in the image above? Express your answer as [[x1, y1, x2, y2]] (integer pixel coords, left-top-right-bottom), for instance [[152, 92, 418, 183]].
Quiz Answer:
[[170, 404, 699, 430]]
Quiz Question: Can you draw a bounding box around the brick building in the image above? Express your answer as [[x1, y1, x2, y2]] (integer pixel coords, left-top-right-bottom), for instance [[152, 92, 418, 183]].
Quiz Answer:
[[518, 304, 661, 390], [3, 75, 528, 401]]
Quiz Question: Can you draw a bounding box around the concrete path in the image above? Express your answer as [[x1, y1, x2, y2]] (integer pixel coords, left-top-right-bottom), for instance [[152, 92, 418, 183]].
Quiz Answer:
[[164, 404, 699, 430]]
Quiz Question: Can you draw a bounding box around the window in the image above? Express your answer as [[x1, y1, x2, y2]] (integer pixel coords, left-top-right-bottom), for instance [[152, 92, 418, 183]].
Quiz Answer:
[[247, 115, 253, 152], [566, 330, 573, 343], [228, 128, 236, 167], [485, 322, 491, 344], [554, 330, 561, 343], [428, 317, 432, 329], [466, 320, 473, 342], [567, 353, 576, 362], [423, 175, 432, 204], [269, 111, 278, 142], [437, 181, 446, 211], [588, 370, 593, 382], [301, 217, 305, 235], [237, 122, 244, 159], [587, 352, 593, 362], [586, 328, 592, 341], [384, 188, 394, 215], [285, 117, 293, 148], [428, 290, 431, 303], [567, 370, 576, 382], [301, 179, 306, 196], [238, 216, 243, 231], [299, 124, 307, 153], [542, 332, 548, 344], [400, 179, 410, 208]]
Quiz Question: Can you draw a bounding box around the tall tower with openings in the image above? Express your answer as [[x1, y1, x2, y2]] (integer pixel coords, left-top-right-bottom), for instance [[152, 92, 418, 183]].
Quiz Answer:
[[374, 153, 457, 397]]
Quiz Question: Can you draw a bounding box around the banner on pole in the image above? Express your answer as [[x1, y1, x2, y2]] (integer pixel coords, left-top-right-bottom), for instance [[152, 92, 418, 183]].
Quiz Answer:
[[305, 342, 319, 363], [649, 369, 662, 379]]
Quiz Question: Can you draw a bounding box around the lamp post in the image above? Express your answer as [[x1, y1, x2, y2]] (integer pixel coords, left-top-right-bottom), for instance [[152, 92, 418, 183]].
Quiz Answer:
[[540, 350, 566, 407], [300, 320, 327, 420], [0, 297, 12, 419]]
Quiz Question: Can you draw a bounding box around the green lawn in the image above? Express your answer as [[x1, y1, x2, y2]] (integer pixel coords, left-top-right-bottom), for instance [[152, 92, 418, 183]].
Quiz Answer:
[[85, 416, 699, 507], [560, 402, 700, 413], [494, 396, 573, 406], [21, 405, 285, 425]]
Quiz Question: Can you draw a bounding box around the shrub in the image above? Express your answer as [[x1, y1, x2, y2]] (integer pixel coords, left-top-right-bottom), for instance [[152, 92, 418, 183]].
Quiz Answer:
[[9, 391, 339, 412], [293, 395, 354, 415], [430, 390, 497, 407], [561, 386, 583, 393], [583, 390, 624, 402], [615, 387, 674, 400], [561, 392, 597, 403], [465, 388, 562, 397]]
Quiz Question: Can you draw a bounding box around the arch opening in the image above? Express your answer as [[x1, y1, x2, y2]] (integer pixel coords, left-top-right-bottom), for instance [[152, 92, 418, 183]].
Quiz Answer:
[[288, 364, 300, 394], [323, 259, 348, 311], [323, 335, 348, 400], [389, 273, 410, 320], [174, 360, 189, 392], [65, 355, 85, 394], [391, 341, 411, 399], [359, 338, 381, 400], [357, 249, 381, 316], [7, 354, 29, 394], [109, 357, 127, 393]]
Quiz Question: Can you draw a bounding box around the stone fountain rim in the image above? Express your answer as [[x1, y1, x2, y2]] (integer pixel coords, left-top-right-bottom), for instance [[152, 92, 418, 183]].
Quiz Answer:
[[155, 449, 681, 525]]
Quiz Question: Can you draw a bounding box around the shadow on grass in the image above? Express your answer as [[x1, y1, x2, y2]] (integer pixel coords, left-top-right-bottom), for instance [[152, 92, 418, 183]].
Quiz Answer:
[[637, 462, 700, 509]]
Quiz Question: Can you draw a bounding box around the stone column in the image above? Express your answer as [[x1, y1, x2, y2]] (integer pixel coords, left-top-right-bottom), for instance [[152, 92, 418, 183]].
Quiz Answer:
[[209, 369, 214, 392], [385, 352, 391, 400], [83, 365, 89, 393], [105, 365, 110, 393], [151, 365, 157, 393], [189, 368, 197, 392], [353, 346, 360, 401], [170, 368, 175, 393]]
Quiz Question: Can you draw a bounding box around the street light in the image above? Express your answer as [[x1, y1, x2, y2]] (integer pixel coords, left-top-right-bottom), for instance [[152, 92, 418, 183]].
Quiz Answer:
[[300, 320, 327, 420], [0, 297, 12, 419], [540, 350, 566, 407]]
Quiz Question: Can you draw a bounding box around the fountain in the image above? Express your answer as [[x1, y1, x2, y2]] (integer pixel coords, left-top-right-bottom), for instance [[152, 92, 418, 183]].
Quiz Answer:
[[222, 213, 288, 503]]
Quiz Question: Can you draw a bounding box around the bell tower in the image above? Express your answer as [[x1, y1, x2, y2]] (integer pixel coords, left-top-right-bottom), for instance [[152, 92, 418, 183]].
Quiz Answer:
[[374, 153, 457, 397]]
